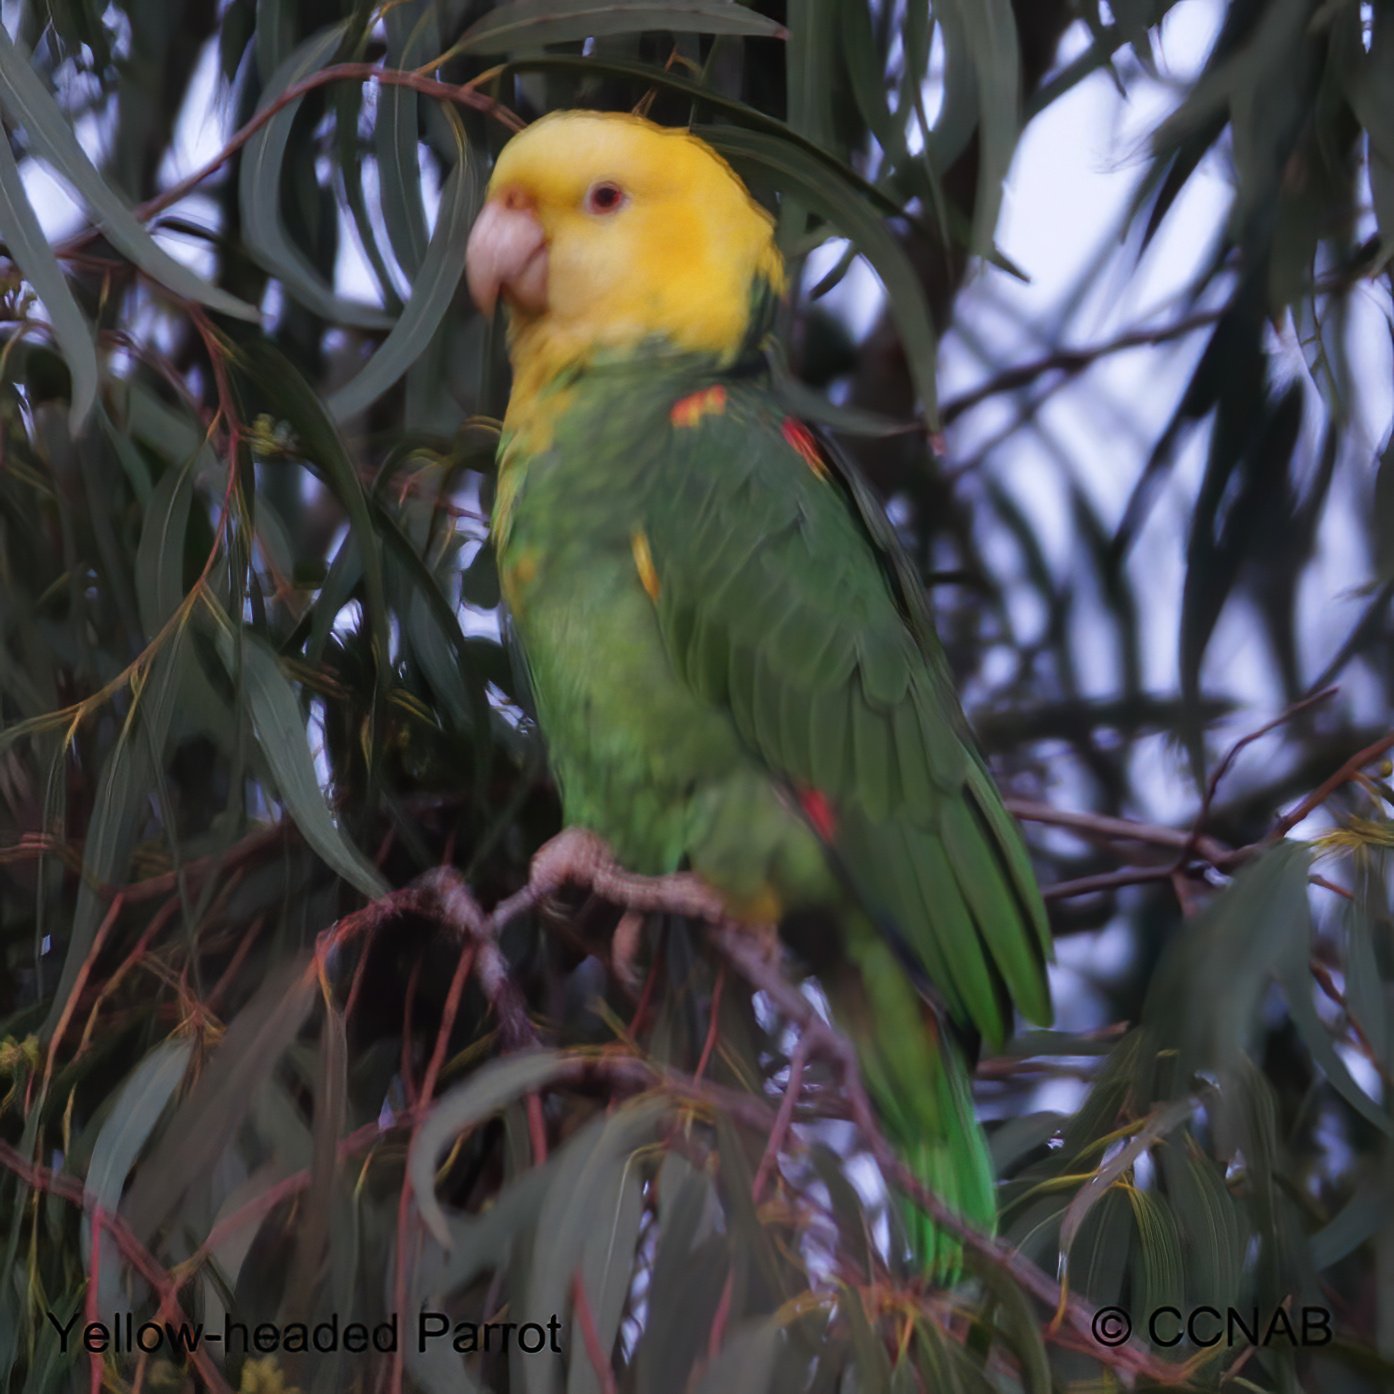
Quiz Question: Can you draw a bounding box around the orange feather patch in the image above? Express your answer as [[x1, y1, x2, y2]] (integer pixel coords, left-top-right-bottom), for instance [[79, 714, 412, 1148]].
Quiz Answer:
[[781, 417, 828, 479], [669, 384, 727, 428]]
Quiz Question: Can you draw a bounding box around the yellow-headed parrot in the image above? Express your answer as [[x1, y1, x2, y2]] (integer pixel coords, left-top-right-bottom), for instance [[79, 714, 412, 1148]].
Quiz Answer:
[[465, 110, 1052, 1278]]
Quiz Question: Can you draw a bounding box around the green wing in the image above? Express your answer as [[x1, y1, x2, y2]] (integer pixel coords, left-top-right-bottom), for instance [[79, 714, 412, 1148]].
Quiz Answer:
[[642, 382, 1052, 1049]]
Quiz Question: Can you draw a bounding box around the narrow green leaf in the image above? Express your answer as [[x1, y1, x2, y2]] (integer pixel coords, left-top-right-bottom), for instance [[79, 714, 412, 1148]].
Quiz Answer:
[[134, 449, 197, 633], [81, 1039, 192, 1309], [931, 0, 1019, 254], [692, 1321, 783, 1394], [1143, 841, 1313, 1084], [411, 1050, 574, 1245], [785, 0, 835, 151], [530, 1100, 666, 1394], [40, 711, 148, 1033], [334, 84, 404, 309], [1059, 1096, 1192, 1260], [405, 587, 475, 737], [699, 124, 940, 424], [1345, 866, 1389, 1064], [327, 122, 477, 420], [97, 406, 154, 502], [376, 1, 436, 279], [1280, 952, 1394, 1137], [633, 1154, 725, 1392], [213, 625, 388, 900], [234, 340, 390, 735], [1311, 1172, 1392, 1270], [969, 1260, 1050, 1394], [566, 1161, 644, 1394], [1125, 1184, 1186, 1322], [254, 0, 297, 83], [0, 121, 97, 429], [0, 29, 257, 321], [457, 0, 785, 54], [239, 24, 394, 328], [287, 994, 347, 1313], [1160, 1140, 1244, 1310], [1376, 436, 1394, 580], [122, 956, 316, 1243]]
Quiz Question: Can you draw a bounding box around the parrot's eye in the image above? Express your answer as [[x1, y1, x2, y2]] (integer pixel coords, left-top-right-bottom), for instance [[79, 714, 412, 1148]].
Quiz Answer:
[[584, 181, 627, 216]]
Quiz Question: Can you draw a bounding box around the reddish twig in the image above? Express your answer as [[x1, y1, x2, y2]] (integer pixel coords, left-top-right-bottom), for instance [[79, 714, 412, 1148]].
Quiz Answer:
[[400, 953, 426, 1107], [87, 1206, 104, 1394], [1007, 797, 1233, 867], [40, 892, 125, 1098], [571, 1273, 619, 1394], [1041, 863, 1178, 902], [0, 1142, 235, 1394], [706, 1269, 735, 1364], [693, 964, 725, 1083], [1011, 722, 1394, 907], [751, 1036, 809, 1204], [392, 936, 477, 1394], [1181, 686, 1339, 865], [1269, 732, 1394, 841], [527, 1092, 549, 1165]]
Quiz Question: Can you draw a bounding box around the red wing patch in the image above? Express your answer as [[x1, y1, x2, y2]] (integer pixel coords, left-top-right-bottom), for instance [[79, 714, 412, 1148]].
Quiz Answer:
[[799, 788, 838, 842], [670, 385, 727, 428], [781, 417, 829, 480]]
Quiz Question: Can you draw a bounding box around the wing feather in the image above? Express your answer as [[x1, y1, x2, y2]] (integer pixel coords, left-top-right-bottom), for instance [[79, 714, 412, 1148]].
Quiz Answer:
[[645, 382, 1050, 1045]]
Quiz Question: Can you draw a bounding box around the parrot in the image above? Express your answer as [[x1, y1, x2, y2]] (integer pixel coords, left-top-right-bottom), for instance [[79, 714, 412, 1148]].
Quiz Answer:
[[465, 109, 1053, 1279]]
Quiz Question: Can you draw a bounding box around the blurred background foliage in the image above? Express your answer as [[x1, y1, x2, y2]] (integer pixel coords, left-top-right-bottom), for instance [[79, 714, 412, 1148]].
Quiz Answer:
[[1, 0, 1393, 1390]]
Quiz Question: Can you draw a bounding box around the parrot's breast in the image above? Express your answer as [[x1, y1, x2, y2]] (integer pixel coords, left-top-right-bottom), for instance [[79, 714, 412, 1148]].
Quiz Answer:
[[494, 376, 831, 907]]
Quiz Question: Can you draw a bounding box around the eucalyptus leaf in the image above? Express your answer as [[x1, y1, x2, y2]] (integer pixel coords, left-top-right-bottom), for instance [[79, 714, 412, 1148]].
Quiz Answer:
[[410, 1050, 574, 1245], [0, 28, 257, 321], [213, 625, 388, 901], [239, 24, 394, 328], [81, 1039, 192, 1309], [0, 122, 97, 429], [327, 124, 477, 420], [456, 0, 785, 54]]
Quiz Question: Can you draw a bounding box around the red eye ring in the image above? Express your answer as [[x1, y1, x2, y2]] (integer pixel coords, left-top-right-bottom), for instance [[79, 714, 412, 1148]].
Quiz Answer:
[[584, 181, 626, 215]]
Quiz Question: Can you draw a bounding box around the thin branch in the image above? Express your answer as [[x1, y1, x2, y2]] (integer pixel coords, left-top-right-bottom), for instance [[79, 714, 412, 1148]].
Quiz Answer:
[[1182, 686, 1340, 864], [940, 306, 1228, 424], [1007, 797, 1234, 866], [1268, 731, 1394, 841], [54, 65, 521, 261], [572, 1274, 620, 1394], [1041, 863, 1178, 902], [1010, 720, 1394, 904], [751, 1036, 809, 1204]]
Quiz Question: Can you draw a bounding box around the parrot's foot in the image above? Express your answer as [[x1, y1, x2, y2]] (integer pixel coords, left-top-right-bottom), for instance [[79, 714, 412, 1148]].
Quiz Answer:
[[527, 827, 731, 922], [522, 828, 778, 991]]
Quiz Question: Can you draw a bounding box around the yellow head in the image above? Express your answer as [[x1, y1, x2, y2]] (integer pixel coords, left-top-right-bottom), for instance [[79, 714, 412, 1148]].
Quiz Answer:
[[466, 111, 785, 391]]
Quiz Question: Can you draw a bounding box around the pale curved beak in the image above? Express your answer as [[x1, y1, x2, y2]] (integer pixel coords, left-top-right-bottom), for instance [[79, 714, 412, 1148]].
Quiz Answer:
[[466, 201, 548, 317]]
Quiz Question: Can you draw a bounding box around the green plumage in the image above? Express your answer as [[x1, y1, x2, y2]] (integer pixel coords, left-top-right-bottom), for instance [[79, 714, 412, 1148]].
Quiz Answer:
[[495, 351, 1052, 1278]]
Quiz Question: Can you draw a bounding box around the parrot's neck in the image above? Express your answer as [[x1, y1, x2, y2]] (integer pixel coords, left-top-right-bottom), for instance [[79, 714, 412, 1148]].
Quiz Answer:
[[501, 268, 783, 450]]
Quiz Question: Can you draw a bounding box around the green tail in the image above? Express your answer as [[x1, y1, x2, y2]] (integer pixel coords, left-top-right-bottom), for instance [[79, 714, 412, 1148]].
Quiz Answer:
[[828, 929, 996, 1283]]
